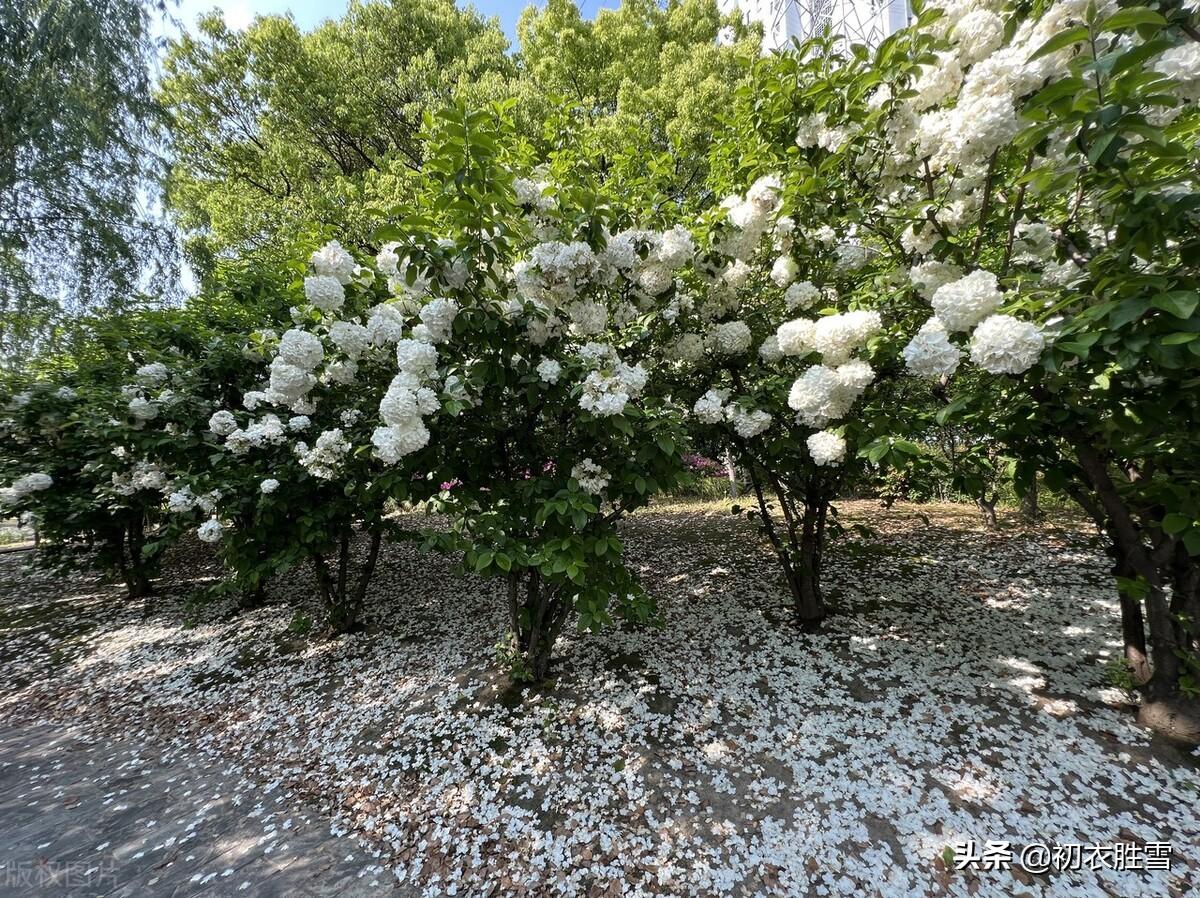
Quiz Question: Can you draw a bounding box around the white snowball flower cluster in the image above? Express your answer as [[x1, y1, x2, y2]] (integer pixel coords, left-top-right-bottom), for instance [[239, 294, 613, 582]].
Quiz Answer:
[[208, 410, 238, 437], [223, 414, 288, 455], [260, 478, 280, 494], [770, 255, 799, 288], [304, 275, 345, 312], [418, 298, 459, 344], [366, 303, 406, 347], [909, 261, 963, 301], [692, 390, 771, 438], [134, 362, 169, 388], [902, 318, 963, 378], [707, 320, 753, 356], [329, 320, 368, 360], [267, 328, 325, 406], [969, 314, 1045, 374], [0, 472, 53, 506], [812, 310, 881, 364], [716, 174, 782, 259], [931, 270, 1003, 332], [727, 405, 773, 439], [373, 340, 441, 465], [1154, 42, 1200, 101], [127, 397, 159, 422], [776, 318, 816, 357], [784, 280, 821, 312], [311, 240, 358, 285], [787, 361, 876, 428], [692, 389, 730, 424], [807, 430, 847, 466], [197, 518, 224, 543], [570, 458, 610, 494], [578, 358, 647, 418], [513, 177, 554, 212], [514, 241, 599, 307], [671, 333, 705, 364], [536, 358, 562, 384], [295, 428, 351, 480]]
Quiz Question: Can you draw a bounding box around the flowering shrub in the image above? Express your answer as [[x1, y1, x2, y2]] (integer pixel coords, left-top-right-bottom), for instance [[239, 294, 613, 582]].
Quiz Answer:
[[794, 0, 1200, 737]]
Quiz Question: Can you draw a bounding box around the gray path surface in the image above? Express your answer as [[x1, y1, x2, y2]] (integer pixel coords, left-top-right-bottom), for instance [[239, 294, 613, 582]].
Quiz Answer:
[[0, 719, 394, 897]]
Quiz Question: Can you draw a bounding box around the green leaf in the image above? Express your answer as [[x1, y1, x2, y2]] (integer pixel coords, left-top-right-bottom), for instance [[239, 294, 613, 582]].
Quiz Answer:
[[1162, 513, 1192, 536], [1099, 8, 1167, 31], [1027, 27, 1088, 62], [1152, 291, 1198, 320]]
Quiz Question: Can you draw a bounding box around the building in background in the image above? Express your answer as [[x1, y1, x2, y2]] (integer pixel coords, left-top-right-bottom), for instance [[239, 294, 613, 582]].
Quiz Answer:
[[720, 0, 910, 51]]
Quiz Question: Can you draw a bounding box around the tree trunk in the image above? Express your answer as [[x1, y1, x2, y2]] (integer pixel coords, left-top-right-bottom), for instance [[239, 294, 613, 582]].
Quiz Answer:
[[313, 528, 383, 635], [977, 495, 999, 531], [1020, 478, 1041, 523], [795, 493, 827, 622], [509, 569, 572, 683], [723, 447, 741, 498], [1071, 440, 1200, 744]]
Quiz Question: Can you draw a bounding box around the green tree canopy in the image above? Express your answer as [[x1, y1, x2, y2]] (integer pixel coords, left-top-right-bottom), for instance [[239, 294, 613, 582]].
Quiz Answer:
[[0, 0, 175, 362], [159, 0, 516, 278]]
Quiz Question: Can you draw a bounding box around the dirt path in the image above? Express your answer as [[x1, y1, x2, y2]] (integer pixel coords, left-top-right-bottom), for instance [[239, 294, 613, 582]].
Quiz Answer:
[[0, 719, 394, 897]]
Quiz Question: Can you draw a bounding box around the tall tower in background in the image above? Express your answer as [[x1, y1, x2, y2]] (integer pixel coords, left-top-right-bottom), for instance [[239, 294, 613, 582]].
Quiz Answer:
[[720, 0, 910, 52]]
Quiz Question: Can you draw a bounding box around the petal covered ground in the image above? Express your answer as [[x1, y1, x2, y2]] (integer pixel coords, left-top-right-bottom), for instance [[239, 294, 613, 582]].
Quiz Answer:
[[0, 501, 1197, 898]]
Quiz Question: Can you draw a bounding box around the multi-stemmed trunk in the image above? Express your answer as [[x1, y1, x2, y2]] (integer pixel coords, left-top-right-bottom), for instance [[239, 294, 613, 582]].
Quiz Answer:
[[506, 569, 573, 683], [976, 494, 999, 531], [1069, 440, 1200, 744], [311, 528, 384, 635], [110, 514, 153, 601], [738, 446, 831, 623]]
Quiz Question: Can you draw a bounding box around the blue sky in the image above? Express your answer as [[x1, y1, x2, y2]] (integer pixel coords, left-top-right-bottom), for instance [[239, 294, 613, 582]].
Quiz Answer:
[[169, 0, 623, 45]]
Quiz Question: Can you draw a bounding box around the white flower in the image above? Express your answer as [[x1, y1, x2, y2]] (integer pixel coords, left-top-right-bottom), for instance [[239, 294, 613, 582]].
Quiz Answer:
[[10, 472, 52, 495], [571, 458, 610, 494], [209, 410, 238, 437], [329, 321, 368, 360], [812, 310, 881, 364], [395, 339, 439, 378], [1154, 41, 1200, 100], [903, 318, 963, 378], [128, 397, 159, 422], [931, 270, 1004, 332], [787, 362, 870, 428], [578, 362, 646, 417], [371, 420, 429, 464], [366, 304, 406, 346], [197, 518, 224, 543], [671, 333, 705, 363], [776, 319, 816, 357], [277, 329, 325, 370], [537, 359, 562, 384], [419, 298, 459, 343], [565, 300, 608, 336], [288, 415, 311, 432], [759, 335, 784, 364], [707, 321, 753, 356], [726, 405, 772, 439], [311, 240, 357, 285], [770, 256, 799, 288], [296, 429, 351, 479], [969, 314, 1045, 374], [54, 386, 76, 400], [910, 261, 963, 301], [692, 389, 729, 424], [304, 275, 345, 312], [260, 478, 280, 494], [135, 362, 169, 388], [267, 360, 316, 405], [807, 430, 846, 466], [167, 488, 195, 513], [784, 281, 821, 312]]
